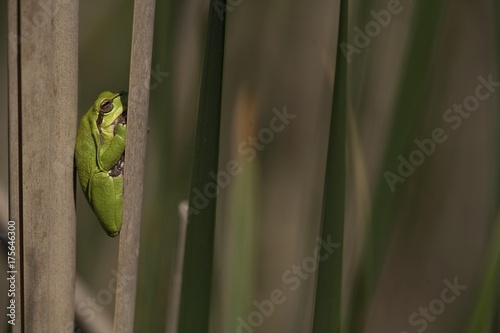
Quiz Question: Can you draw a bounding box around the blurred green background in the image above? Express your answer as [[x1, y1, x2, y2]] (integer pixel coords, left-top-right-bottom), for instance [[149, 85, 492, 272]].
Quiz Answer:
[[1, 0, 499, 332]]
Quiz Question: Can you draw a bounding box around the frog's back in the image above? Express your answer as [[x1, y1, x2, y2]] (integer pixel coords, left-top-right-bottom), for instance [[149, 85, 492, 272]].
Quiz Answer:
[[75, 111, 98, 193]]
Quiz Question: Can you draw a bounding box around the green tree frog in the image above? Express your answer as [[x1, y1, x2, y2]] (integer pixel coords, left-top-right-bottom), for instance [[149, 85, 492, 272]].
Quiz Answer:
[[75, 91, 127, 237]]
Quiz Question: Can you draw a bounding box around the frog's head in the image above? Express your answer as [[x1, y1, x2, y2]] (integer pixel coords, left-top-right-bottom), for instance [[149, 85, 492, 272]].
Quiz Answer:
[[93, 91, 127, 131]]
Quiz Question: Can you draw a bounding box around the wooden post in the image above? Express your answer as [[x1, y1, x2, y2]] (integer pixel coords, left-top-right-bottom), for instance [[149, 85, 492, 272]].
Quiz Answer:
[[113, 0, 156, 332], [8, 0, 79, 331]]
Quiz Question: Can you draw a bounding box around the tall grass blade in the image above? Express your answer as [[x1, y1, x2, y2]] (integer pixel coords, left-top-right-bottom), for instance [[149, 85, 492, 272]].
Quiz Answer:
[[466, 4, 500, 332], [347, 1, 449, 331], [165, 202, 188, 333], [311, 1, 347, 332], [177, 1, 226, 332]]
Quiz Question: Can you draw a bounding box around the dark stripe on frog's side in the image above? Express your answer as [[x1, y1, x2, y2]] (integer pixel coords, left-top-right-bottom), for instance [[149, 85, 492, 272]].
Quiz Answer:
[[96, 112, 104, 145]]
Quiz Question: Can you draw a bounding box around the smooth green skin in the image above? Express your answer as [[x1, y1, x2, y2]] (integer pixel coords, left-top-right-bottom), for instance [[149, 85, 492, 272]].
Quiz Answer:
[[75, 91, 126, 237]]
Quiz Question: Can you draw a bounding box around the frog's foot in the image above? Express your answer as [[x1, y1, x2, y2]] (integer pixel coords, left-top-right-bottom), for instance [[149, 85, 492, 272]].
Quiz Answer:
[[89, 172, 123, 237]]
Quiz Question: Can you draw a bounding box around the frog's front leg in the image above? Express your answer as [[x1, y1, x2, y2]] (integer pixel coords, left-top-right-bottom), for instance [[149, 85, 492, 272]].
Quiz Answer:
[[89, 171, 123, 237], [98, 123, 126, 171]]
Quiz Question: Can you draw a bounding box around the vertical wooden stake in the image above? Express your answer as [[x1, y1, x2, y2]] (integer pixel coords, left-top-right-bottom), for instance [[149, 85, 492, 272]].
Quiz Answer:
[[113, 0, 156, 332], [9, 0, 79, 331]]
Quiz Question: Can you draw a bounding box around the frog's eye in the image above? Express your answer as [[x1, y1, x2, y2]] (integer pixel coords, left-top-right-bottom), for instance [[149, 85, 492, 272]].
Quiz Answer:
[[99, 99, 114, 113]]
